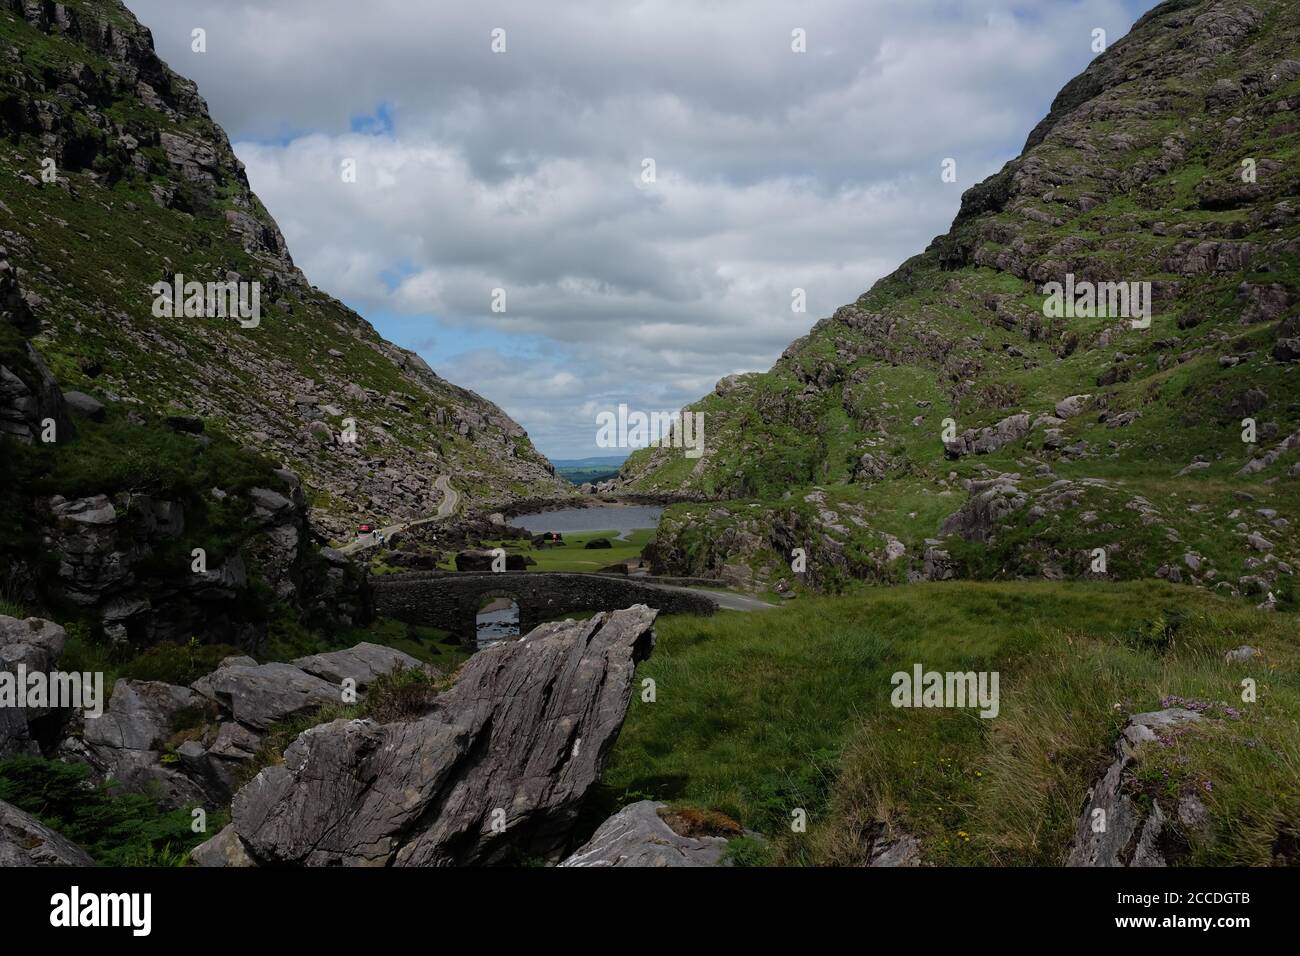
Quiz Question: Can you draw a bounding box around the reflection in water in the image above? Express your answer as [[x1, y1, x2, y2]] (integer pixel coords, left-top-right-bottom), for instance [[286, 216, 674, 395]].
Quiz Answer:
[[476, 597, 520, 649]]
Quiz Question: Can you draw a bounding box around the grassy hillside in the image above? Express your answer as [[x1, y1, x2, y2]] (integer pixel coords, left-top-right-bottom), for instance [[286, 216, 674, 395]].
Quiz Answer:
[[622, 0, 1300, 596], [596, 580, 1300, 865]]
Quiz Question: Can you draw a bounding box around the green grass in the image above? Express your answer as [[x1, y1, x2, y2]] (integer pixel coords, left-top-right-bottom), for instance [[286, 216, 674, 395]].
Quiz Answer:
[[58, 631, 242, 693], [262, 607, 469, 673], [0, 595, 27, 619], [596, 580, 1300, 866]]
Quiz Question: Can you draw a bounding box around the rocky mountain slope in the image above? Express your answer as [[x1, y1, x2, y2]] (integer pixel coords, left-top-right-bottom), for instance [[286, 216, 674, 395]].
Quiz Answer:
[[0, 0, 566, 542], [625, 0, 1300, 599]]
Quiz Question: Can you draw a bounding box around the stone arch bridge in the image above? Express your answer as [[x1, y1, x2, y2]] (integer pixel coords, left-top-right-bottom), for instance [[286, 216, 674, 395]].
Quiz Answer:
[[371, 571, 717, 643]]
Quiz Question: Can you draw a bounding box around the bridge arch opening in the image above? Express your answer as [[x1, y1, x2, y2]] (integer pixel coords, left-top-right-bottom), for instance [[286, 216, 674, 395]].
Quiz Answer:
[[475, 592, 521, 647]]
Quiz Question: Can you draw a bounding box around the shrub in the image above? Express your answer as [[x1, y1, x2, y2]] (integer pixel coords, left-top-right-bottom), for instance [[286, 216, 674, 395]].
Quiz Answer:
[[120, 639, 242, 686], [362, 666, 443, 723], [0, 755, 216, 866]]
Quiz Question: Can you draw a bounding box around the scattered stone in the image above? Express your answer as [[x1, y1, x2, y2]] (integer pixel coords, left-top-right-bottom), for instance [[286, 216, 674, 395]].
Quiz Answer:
[[1247, 532, 1274, 552], [62, 390, 105, 421], [1055, 394, 1091, 419]]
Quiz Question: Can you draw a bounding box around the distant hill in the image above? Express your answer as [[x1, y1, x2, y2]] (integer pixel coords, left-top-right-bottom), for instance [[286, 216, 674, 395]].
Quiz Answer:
[[552, 455, 628, 485]]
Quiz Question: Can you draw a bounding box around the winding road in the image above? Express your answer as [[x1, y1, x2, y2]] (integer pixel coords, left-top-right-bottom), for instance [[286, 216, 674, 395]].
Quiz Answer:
[[339, 474, 459, 555], [653, 585, 775, 612]]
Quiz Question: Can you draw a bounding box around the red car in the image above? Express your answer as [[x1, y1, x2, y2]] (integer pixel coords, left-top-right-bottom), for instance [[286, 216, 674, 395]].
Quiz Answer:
[[357, 522, 375, 533]]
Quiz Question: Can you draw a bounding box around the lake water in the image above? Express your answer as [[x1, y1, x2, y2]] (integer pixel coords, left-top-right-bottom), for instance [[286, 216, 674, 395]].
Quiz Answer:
[[508, 504, 664, 539], [476, 600, 521, 648]]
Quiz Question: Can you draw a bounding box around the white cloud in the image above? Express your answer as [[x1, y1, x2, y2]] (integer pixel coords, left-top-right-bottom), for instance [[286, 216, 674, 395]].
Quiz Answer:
[[125, 0, 1138, 457]]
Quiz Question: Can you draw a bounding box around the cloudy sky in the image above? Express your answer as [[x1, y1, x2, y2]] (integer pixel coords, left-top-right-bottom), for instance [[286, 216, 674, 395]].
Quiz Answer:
[[126, 0, 1150, 460]]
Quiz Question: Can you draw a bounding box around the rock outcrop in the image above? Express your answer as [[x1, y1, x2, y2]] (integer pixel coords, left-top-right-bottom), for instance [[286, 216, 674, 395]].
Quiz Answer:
[[1067, 708, 1208, 867], [27, 468, 369, 650], [70, 679, 213, 809], [63, 643, 424, 809], [939, 474, 1028, 542], [0, 798, 95, 866], [559, 801, 731, 867], [190, 659, 339, 732], [193, 606, 657, 866], [0, 252, 69, 444]]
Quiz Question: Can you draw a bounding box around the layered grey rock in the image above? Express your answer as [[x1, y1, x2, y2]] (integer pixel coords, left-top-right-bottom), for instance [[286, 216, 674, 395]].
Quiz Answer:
[[191, 660, 339, 731], [84, 679, 204, 752], [290, 642, 425, 688], [72, 678, 212, 809], [0, 798, 95, 867], [559, 801, 730, 867], [943, 413, 1031, 458], [198, 606, 657, 867], [1066, 708, 1203, 867]]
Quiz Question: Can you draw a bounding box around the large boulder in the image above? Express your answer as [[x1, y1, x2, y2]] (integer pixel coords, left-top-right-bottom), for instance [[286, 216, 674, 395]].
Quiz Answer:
[[191, 660, 339, 731], [62, 390, 105, 421], [0, 798, 95, 866], [84, 679, 205, 752], [290, 642, 425, 688], [197, 606, 657, 866]]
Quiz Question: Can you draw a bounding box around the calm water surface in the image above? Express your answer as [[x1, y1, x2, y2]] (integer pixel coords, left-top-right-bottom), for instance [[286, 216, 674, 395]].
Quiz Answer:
[[507, 504, 663, 539]]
